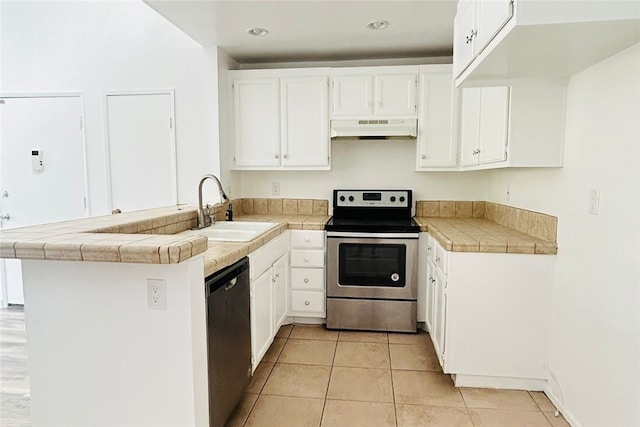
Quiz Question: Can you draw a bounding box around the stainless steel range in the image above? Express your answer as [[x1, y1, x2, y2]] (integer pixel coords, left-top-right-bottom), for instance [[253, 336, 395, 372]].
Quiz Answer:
[[325, 189, 420, 333]]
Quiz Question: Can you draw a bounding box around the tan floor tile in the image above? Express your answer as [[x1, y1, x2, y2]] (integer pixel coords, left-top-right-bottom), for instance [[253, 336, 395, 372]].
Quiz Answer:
[[333, 342, 390, 369], [321, 400, 396, 427], [262, 337, 286, 363], [290, 325, 339, 341], [278, 339, 336, 366], [530, 391, 557, 412], [388, 331, 430, 345], [225, 393, 258, 427], [338, 330, 388, 343], [544, 412, 571, 427], [262, 363, 331, 399], [327, 367, 393, 403], [246, 362, 274, 394], [460, 388, 539, 411], [275, 324, 293, 338], [393, 370, 465, 407], [389, 343, 441, 372], [245, 395, 324, 427], [468, 408, 551, 427], [396, 404, 473, 427]]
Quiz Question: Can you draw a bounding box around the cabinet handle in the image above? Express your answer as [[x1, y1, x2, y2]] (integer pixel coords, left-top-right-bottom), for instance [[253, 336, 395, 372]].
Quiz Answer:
[[421, 155, 427, 159], [304, 300, 310, 306], [274, 154, 279, 159], [304, 278, 309, 283]]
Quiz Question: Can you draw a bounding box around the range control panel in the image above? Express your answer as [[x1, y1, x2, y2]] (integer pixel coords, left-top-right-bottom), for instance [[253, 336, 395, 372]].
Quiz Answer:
[[334, 190, 411, 208]]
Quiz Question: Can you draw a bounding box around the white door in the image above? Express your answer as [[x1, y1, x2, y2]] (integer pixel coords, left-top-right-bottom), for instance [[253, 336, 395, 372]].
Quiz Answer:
[[106, 92, 176, 212], [232, 78, 281, 168], [272, 255, 288, 331], [417, 71, 455, 168], [281, 76, 329, 168], [331, 75, 374, 118], [375, 73, 417, 117], [0, 95, 87, 305], [478, 87, 510, 165], [251, 269, 274, 371]]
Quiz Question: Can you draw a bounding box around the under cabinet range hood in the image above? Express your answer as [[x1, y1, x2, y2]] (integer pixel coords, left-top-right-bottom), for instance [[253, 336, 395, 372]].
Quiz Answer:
[[330, 119, 417, 139]]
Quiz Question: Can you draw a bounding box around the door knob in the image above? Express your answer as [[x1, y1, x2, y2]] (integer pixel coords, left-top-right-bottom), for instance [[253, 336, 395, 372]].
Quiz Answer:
[[1, 191, 8, 198]]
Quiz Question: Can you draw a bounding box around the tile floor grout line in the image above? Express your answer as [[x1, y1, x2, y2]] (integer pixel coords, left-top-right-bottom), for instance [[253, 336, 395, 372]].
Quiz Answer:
[[318, 326, 340, 427], [388, 333, 399, 427]]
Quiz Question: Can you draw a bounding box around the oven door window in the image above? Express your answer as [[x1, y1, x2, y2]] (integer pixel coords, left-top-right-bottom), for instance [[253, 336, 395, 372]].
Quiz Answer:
[[338, 243, 406, 287]]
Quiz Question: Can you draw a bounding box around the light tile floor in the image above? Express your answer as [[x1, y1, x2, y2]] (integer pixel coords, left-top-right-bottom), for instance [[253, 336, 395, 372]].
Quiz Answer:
[[0, 309, 571, 427], [226, 324, 571, 427]]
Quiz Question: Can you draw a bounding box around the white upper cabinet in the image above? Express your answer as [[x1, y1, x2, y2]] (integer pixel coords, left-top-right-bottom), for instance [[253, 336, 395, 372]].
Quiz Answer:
[[454, 0, 640, 85], [233, 78, 281, 168], [230, 69, 330, 170], [416, 65, 457, 169], [331, 66, 418, 119], [281, 76, 330, 167], [459, 81, 566, 170]]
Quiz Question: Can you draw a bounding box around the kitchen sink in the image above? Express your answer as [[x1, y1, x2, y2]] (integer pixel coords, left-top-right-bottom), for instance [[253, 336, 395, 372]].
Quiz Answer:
[[179, 221, 278, 242]]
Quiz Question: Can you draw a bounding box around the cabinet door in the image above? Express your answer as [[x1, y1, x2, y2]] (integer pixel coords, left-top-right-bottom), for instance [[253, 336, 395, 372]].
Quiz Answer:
[[281, 76, 329, 167], [331, 75, 374, 117], [425, 259, 436, 333], [475, 0, 513, 55], [432, 269, 447, 368], [459, 87, 481, 166], [453, 0, 476, 77], [233, 78, 281, 168], [417, 71, 455, 168], [478, 87, 509, 165], [272, 255, 289, 331], [375, 73, 417, 117], [251, 270, 274, 370]]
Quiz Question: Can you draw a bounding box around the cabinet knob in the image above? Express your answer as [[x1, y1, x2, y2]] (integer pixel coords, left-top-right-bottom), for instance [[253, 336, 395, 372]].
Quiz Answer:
[[436, 256, 441, 263], [283, 154, 288, 159], [427, 246, 431, 252], [304, 300, 310, 306], [275, 154, 280, 159], [421, 155, 427, 159], [304, 278, 309, 283]]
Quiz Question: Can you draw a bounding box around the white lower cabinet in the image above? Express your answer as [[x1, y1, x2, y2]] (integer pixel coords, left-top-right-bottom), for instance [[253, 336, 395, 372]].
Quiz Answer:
[[289, 230, 326, 318], [423, 232, 555, 390], [248, 232, 289, 371]]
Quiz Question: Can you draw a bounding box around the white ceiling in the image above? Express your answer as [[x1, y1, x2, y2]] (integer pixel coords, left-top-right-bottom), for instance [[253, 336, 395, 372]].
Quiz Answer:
[[144, 0, 457, 63]]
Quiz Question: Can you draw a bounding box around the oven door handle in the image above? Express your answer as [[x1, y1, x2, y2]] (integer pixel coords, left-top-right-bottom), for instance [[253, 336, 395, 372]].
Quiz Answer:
[[327, 231, 419, 239]]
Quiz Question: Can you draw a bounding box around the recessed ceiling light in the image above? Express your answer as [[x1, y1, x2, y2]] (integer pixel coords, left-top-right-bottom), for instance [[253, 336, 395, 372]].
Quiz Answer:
[[246, 27, 269, 37], [367, 20, 389, 30]]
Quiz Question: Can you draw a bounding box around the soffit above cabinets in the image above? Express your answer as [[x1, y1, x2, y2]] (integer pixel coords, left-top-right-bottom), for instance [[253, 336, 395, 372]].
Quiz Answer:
[[143, 1, 457, 63]]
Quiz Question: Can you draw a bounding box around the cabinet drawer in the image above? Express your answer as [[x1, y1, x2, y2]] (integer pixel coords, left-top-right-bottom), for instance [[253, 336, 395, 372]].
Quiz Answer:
[[434, 242, 448, 275], [290, 291, 325, 314], [249, 232, 289, 281], [426, 234, 436, 262], [290, 249, 325, 268], [291, 268, 325, 291], [290, 230, 325, 249]]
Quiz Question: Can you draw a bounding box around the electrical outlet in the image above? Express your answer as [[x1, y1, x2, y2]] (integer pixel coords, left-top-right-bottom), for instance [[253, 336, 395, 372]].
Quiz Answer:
[[147, 279, 166, 310], [271, 182, 280, 195]]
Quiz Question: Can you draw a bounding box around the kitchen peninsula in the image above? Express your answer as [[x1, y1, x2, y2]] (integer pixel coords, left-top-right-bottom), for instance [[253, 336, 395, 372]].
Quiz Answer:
[[0, 198, 557, 426]]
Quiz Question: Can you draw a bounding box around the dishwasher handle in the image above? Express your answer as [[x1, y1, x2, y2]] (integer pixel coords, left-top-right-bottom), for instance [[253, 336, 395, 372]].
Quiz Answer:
[[205, 257, 249, 296]]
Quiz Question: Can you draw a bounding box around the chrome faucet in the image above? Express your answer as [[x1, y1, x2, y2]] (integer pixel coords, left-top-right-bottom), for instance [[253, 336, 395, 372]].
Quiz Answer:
[[197, 174, 229, 229]]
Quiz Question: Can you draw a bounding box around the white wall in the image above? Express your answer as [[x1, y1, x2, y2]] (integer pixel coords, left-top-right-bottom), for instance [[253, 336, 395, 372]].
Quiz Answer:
[[1, 1, 220, 215], [239, 139, 489, 209], [217, 48, 241, 199], [486, 43, 640, 427]]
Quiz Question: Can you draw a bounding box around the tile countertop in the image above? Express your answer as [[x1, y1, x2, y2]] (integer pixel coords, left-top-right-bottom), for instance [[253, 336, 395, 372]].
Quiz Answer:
[[0, 205, 330, 277], [415, 217, 558, 255]]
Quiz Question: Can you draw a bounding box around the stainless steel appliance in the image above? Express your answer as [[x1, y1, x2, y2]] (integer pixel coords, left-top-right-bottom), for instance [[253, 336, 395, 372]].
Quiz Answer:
[[326, 190, 420, 333], [205, 257, 251, 426]]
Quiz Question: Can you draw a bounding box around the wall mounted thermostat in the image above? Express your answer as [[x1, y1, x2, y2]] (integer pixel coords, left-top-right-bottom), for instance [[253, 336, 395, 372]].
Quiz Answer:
[[32, 150, 44, 172]]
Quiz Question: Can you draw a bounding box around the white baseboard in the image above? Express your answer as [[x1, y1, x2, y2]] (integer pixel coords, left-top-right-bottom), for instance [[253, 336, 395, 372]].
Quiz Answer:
[[544, 383, 581, 427], [452, 374, 546, 391]]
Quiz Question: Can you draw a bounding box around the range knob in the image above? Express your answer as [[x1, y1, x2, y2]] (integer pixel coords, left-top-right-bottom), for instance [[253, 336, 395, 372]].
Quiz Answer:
[[348, 196, 355, 202], [399, 196, 406, 202], [390, 196, 396, 202], [339, 195, 345, 202]]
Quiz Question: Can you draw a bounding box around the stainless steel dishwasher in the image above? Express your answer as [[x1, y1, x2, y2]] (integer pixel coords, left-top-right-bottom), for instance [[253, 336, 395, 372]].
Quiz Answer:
[[205, 257, 252, 427]]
